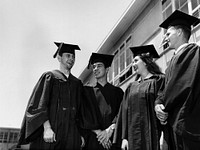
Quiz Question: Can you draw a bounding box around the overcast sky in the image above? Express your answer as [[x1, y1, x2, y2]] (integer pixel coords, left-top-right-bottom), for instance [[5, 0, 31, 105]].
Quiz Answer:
[[0, 0, 133, 128]]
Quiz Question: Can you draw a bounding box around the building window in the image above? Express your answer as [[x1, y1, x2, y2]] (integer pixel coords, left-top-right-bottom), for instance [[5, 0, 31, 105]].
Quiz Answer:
[[9, 132, 14, 143], [114, 50, 119, 77], [175, 0, 188, 13], [162, 0, 200, 31], [114, 78, 120, 86], [0, 132, 3, 143], [3, 132, 8, 143], [119, 67, 133, 83], [162, 0, 173, 20], [126, 36, 132, 67], [112, 35, 133, 86], [119, 44, 125, 73], [191, 0, 200, 18], [13, 132, 19, 143], [191, 0, 200, 10], [108, 63, 113, 82]]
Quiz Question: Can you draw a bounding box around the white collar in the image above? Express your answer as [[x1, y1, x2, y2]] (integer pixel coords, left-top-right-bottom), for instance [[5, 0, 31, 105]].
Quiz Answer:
[[174, 43, 188, 55], [138, 73, 153, 82], [64, 73, 69, 78]]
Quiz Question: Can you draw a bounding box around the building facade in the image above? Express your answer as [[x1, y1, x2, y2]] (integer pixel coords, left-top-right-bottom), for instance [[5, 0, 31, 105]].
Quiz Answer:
[[79, 0, 200, 91], [0, 127, 20, 150], [79, 0, 200, 148], [0, 127, 29, 150]]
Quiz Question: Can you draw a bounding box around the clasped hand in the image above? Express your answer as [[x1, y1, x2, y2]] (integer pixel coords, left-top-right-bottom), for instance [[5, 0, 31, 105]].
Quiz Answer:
[[94, 128, 113, 149]]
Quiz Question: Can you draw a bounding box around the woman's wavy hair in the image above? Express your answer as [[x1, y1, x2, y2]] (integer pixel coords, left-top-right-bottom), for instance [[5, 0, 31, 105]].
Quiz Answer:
[[135, 52, 163, 80]]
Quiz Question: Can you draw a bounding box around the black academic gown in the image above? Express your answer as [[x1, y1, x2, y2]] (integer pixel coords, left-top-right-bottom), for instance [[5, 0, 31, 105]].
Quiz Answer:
[[114, 74, 165, 150], [83, 83, 124, 150], [156, 43, 200, 149], [18, 70, 83, 150]]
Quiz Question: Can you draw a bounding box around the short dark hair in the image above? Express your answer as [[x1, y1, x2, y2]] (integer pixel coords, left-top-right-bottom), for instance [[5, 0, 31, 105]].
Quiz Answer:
[[173, 25, 191, 41]]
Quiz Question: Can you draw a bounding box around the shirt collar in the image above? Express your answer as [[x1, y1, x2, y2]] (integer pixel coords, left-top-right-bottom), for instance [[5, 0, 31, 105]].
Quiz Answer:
[[138, 73, 153, 82], [174, 43, 188, 55]]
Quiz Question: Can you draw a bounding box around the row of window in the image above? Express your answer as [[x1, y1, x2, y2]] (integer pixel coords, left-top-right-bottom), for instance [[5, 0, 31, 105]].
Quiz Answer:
[[108, 35, 134, 85], [108, 0, 200, 86], [0, 131, 19, 143], [162, 0, 200, 20]]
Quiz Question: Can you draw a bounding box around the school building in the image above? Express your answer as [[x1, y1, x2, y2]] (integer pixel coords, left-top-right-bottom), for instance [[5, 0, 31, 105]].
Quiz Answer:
[[0, 127, 29, 150], [79, 0, 200, 91], [79, 0, 200, 148]]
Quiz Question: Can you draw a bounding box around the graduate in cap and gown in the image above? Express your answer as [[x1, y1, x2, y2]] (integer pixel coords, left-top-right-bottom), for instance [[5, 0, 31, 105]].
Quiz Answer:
[[82, 53, 124, 150], [154, 10, 200, 150], [18, 42, 85, 150], [113, 45, 165, 150]]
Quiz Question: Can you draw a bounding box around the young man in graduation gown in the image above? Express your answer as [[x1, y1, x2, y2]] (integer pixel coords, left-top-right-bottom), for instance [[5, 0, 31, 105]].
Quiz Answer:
[[155, 10, 200, 150], [17, 42, 85, 150], [83, 53, 124, 150]]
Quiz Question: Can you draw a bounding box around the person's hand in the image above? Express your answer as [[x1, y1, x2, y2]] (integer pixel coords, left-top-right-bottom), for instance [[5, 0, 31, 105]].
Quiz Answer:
[[81, 136, 85, 147], [105, 124, 115, 139], [97, 130, 109, 145], [96, 130, 112, 149], [121, 139, 128, 150], [155, 104, 168, 124], [101, 140, 112, 149], [43, 127, 56, 143]]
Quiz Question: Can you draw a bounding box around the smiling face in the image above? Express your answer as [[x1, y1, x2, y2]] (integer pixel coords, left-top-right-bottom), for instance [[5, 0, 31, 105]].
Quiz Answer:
[[58, 52, 75, 70], [164, 26, 181, 50], [92, 62, 108, 80], [132, 56, 147, 75]]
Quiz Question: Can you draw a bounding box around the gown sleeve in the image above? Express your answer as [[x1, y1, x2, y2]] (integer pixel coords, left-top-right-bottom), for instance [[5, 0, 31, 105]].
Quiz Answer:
[[81, 86, 102, 130], [18, 72, 53, 145]]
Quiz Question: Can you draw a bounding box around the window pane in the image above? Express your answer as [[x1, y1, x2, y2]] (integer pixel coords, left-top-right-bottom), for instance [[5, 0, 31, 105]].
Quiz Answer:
[[126, 36, 131, 46], [192, 8, 200, 18], [120, 53, 125, 72], [175, 0, 188, 13], [13, 132, 19, 142], [9, 132, 14, 143], [0, 132, 3, 143], [126, 36, 132, 67], [114, 78, 119, 86], [162, 0, 171, 10], [119, 45, 125, 72], [108, 63, 113, 81], [126, 49, 132, 66], [120, 44, 125, 53], [114, 58, 119, 77], [191, 0, 198, 10], [163, 5, 172, 20], [175, 0, 180, 9], [180, 4, 188, 14], [180, 0, 187, 7], [3, 132, 8, 143]]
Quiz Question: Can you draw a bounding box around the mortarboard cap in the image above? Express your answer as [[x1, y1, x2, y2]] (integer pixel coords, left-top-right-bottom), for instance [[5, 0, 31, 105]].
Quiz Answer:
[[87, 53, 114, 69], [130, 44, 160, 58], [159, 10, 200, 30], [53, 42, 80, 58]]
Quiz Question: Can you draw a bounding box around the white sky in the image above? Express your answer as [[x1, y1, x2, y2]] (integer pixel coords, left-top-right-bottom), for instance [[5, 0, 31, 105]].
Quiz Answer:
[[0, 0, 133, 128]]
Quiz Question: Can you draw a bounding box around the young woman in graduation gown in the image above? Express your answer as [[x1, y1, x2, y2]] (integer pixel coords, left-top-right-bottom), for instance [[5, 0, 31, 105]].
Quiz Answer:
[[113, 45, 165, 150]]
